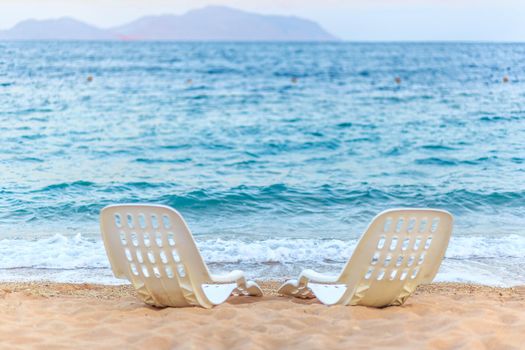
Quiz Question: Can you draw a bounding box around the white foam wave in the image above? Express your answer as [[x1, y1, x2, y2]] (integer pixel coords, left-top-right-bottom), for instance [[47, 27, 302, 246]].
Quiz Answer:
[[0, 233, 523, 286], [200, 238, 356, 264], [446, 234, 525, 258], [0, 233, 109, 269]]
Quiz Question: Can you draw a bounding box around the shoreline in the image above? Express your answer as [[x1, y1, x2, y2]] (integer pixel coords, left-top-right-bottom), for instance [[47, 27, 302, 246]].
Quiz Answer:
[[1, 280, 524, 299], [0, 281, 524, 349]]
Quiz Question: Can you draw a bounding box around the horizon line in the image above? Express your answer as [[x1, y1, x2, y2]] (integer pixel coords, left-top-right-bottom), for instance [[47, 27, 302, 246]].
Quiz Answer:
[[0, 39, 524, 44]]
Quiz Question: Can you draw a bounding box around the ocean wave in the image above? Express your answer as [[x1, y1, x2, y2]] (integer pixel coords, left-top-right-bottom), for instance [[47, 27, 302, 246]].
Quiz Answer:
[[0, 233, 523, 286], [415, 156, 500, 166], [2, 183, 525, 224], [0, 234, 108, 270]]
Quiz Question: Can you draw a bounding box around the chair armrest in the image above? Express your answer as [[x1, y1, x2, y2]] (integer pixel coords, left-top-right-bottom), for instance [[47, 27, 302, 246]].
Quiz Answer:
[[300, 269, 339, 284], [210, 270, 245, 283]]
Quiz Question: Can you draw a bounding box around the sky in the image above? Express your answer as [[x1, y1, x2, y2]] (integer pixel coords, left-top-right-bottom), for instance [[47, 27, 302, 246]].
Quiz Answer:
[[1, 0, 524, 41]]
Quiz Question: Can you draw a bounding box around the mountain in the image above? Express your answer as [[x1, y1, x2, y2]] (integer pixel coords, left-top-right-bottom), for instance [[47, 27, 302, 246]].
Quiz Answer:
[[0, 6, 338, 41], [112, 6, 338, 41], [0, 17, 115, 40]]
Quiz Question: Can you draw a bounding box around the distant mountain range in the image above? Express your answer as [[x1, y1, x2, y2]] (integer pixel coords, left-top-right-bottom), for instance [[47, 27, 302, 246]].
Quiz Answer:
[[0, 6, 338, 41]]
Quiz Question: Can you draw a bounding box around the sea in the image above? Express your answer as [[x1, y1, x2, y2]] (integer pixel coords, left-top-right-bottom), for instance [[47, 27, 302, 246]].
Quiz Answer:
[[0, 42, 524, 286]]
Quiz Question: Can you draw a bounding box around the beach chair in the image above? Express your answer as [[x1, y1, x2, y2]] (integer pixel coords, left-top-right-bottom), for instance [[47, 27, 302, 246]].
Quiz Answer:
[[278, 209, 453, 307], [100, 204, 263, 308]]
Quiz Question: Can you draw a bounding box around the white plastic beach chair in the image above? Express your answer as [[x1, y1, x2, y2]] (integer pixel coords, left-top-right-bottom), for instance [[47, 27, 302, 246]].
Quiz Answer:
[[278, 209, 453, 307], [100, 204, 263, 308]]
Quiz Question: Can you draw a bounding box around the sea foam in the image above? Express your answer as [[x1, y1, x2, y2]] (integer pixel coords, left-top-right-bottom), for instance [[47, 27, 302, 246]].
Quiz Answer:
[[0, 233, 523, 286]]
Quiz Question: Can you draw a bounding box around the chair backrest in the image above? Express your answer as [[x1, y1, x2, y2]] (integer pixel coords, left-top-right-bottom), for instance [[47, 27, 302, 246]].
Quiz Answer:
[[340, 209, 453, 307], [100, 204, 213, 307]]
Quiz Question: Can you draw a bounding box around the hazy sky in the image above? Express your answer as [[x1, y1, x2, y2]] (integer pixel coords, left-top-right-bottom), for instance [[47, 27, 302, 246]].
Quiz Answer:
[[1, 0, 524, 41]]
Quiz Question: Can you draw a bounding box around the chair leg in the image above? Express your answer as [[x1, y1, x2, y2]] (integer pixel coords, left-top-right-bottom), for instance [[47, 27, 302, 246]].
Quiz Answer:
[[277, 279, 314, 299], [244, 281, 263, 297], [235, 277, 263, 297]]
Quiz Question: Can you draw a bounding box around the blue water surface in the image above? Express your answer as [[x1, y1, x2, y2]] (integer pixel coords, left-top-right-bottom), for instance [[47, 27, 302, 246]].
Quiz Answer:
[[0, 42, 524, 284]]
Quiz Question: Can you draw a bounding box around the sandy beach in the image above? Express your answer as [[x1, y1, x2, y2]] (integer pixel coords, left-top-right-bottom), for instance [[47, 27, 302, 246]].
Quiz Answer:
[[0, 281, 522, 349]]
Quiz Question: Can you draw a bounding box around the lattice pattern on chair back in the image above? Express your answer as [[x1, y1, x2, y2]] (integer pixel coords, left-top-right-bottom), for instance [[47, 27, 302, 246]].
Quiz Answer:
[[342, 209, 453, 307], [100, 204, 211, 307]]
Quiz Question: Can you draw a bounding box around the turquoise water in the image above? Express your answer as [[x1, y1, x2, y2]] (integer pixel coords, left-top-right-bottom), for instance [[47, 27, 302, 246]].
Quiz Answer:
[[0, 42, 524, 285]]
